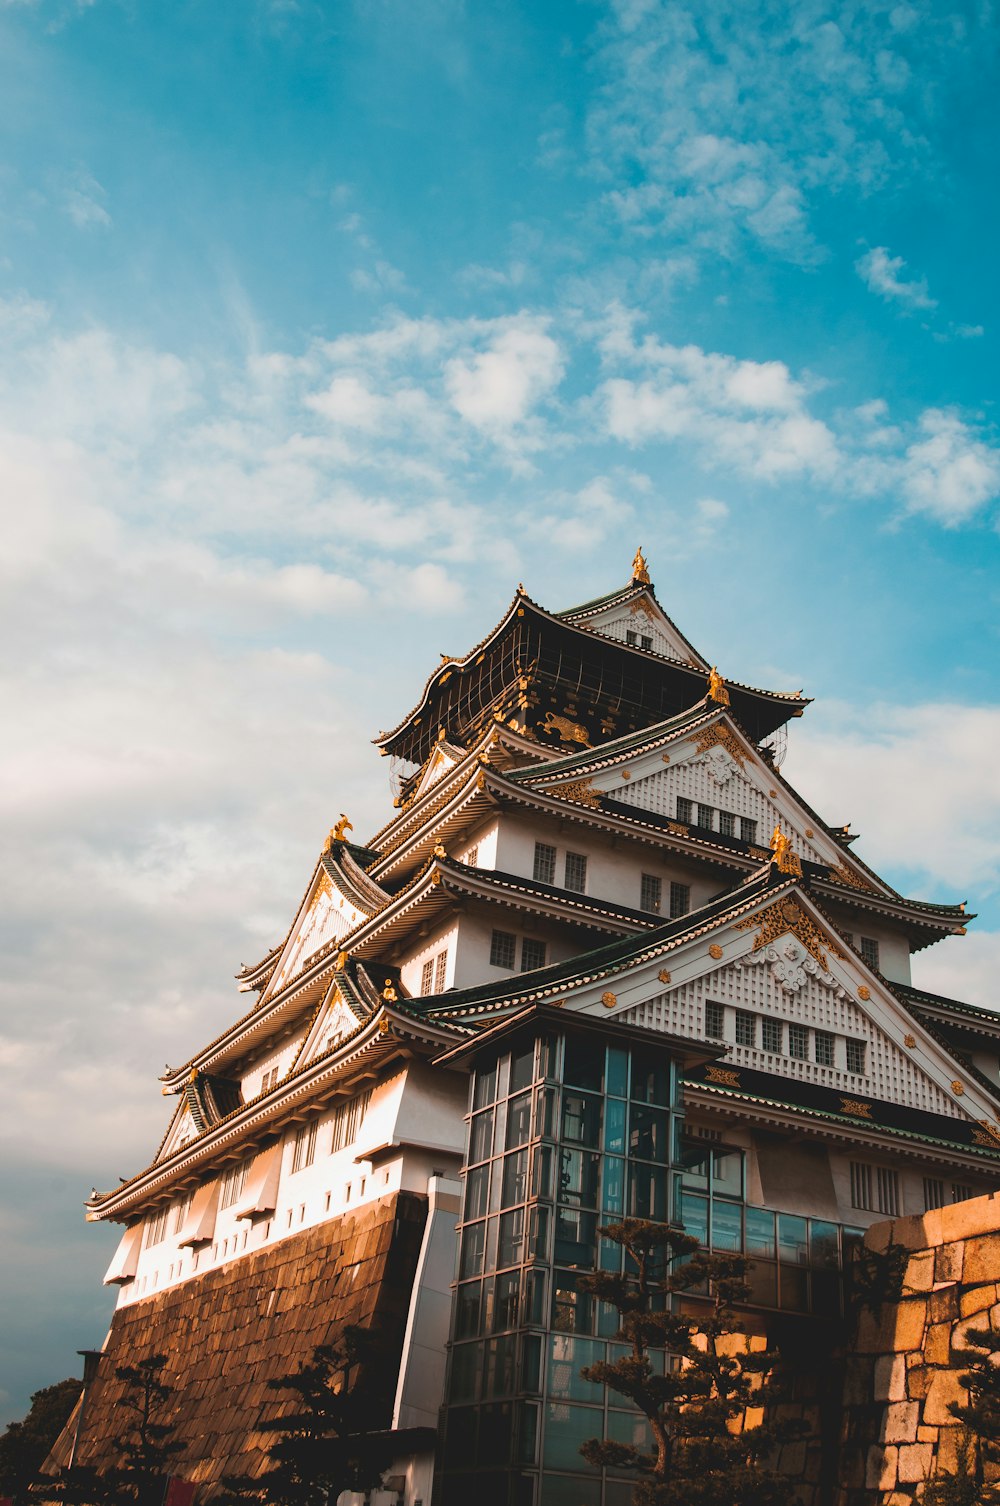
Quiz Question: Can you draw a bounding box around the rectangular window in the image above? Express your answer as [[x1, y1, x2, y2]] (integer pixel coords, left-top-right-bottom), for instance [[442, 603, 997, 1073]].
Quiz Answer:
[[261, 1066, 279, 1094], [734, 1010, 756, 1048], [172, 1194, 193, 1236], [923, 1177, 946, 1211], [434, 949, 448, 992], [696, 803, 715, 831], [564, 852, 588, 893], [846, 1039, 867, 1076], [876, 1167, 900, 1216], [490, 930, 517, 969], [850, 1161, 873, 1211], [625, 630, 638, 646], [144, 1206, 169, 1248], [640, 635, 653, 651], [788, 1023, 809, 1060], [814, 1030, 836, 1067], [669, 881, 690, 918], [704, 1001, 725, 1040], [292, 1121, 318, 1174], [952, 1184, 973, 1204], [521, 938, 547, 972], [762, 1017, 782, 1054], [330, 1090, 372, 1153], [860, 937, 880, 970], [676, 797, 693, 824], [639, 874, 662, 913], [219, 1156, 252, 1211], [466, 845, 479, 867], [533, 842, 556, 885], [718, 811, 736, 838], [741, 817, 758, 845], [420, 958, 435, 994]]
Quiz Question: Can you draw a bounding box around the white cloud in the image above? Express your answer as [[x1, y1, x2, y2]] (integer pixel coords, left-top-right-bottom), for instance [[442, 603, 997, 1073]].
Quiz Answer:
[[445, 320, 564, 432], [59, 170, 111, 230], [306, 373, 386, 430], [856, 245, 936, 309], [900, 409, 1000, 524]]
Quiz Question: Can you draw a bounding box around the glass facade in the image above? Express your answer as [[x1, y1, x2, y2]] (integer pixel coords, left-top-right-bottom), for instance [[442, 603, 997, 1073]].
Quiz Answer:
[[440, 1026, 684, 1506]]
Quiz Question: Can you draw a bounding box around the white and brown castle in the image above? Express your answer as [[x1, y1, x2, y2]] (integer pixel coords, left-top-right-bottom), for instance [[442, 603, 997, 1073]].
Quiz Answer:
[[52, 553, 1000, 1506]]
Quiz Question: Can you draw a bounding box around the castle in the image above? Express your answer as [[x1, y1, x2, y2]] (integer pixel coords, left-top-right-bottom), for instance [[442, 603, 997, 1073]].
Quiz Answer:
[[54, 554, 1000, 1505]]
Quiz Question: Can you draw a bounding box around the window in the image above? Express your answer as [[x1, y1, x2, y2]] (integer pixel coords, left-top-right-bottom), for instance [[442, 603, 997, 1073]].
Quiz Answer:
[[261, 1066, 280, 1094], [144, 1206, 169, 1248], [490, 930, 516, 969], [850, 1161, 873, 1211], [814, 1030, 836, 1067], [533, 842, 556, 885], [640, 874, 662, 913], [876, 1167, 899, 1216], [734, 1010, 756, 1048], [676, 797, 693, 824], [696, 803, 715, 831], [172, 1194, 193, 1236], [330, 1090, 372, 1153], [521, 938, 547, 972], [718, 811, 736, 838], [640, 635, 653, 651], [626, 630, 638, 646], [762, 1017, 782, 1054], [420, 958, 435, 994], [292, 1121, 318, 1174], [669, 881, 690, 918], [860, 937, 880, 970], [466, 844, 479, 867], [219, 1156, 252, 1211], [705, 1001, 725, 1040], [846, 1039, 866, 1076], [741, 817, 758, 845], [788, 1023, 809, 1060], [953, 1183, 973, 1204], [564, 852, 588, 893], [923, 1177, 946, 1211], [434, 949, 448, 992]]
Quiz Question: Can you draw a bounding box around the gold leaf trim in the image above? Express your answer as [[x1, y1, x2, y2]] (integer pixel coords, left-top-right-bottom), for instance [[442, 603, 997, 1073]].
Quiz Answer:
[[693, 725, 746, 769], [827, 860, 879, 894], [708, 944, 723, 960], [705, 1065, 741, 1088], [549, 777, 602, 809], [858, 986, 870, 1000], [657, 969, 671, 984], [601, 991, 617, 1010], [734, 897, 845, 973], [840, 1098, 872, 1119]]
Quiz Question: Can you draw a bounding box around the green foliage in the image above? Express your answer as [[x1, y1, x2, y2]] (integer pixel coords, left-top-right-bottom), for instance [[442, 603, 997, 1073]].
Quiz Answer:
[[848, 1240, 908, 1320], [923, 1432, 983, 1506], [927, 1325, 1000, 1506], [0, 1378, 83, 1505], [218, 1327, 397, 1506], [48, 1354, 182, 1506], [578, 1217, 804, 1506]]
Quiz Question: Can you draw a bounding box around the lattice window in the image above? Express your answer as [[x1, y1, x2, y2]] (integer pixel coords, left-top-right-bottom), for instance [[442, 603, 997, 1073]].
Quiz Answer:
[[846, 1039, 866, 1076], [719, 811, 736, 838], [490, 930, 516, 969], [565, 852, 588, 893], [860, 937, 880, 970], [762, 1017, 783, 1054], [814, 1030, 835, 1067], [172, 1194, 193, 1236], [421, 958, 435, 994], [292, 1121, 318, 1174], [144, 1206, 170, 1248], [640, 635, 653, 651], [219, 1156, 253, 1210], [640, 874, 662, 913], [330, 1090, 372, 1153], [533, 842, 556, 885], [521, 938, 547, 972], [705, 1001, 725, 1040], [923, 1177, 946, 1211], [669, 882, 690, 918], [735, 1010, 755, 1048], [876, 1167, 899, 1216], [626, 630, 638, 646], [676, 797, 693, 824], [850, 1161, 873, 1211], [788, 1023, 809, 1060], [741, 817, 758, 845], [953, 1183, 973, 1204], [434, 949, 449, 991], [697, 803, 715, 831], [466, 844, 479, 867]]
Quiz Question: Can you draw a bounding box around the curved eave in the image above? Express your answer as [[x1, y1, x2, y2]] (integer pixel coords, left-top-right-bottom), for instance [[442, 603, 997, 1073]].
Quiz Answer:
[[374, 589, 810, 760], [88, 1007, 465, 1222]]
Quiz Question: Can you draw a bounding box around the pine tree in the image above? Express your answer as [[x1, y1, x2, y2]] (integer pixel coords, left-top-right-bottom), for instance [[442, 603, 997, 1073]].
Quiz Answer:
[[0, 1379, 83, 1506], [578, 1218, 803, 1506], [48, 1354, 181, 1506], [219, 1327, 397, 1506], [924, 1325, 1000, 1506]]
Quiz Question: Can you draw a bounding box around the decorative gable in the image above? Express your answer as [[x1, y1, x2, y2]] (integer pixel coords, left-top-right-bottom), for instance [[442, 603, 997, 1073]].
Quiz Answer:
[[296, 991, 364, 1068], [269, 870, 365, 995], [156, 1101, 197, 1162], [586, 593, 705, 667]]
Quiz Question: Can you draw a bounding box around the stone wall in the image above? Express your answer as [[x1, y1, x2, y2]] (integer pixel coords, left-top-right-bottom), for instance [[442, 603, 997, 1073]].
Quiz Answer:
[[44, 1191, 427, 1494], [838, 1190, 1000, 1505]]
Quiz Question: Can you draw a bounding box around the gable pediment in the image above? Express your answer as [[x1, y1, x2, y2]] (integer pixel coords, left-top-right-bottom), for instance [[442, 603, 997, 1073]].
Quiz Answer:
[[157, 1100, 197, 1162], [266, 867, 367, 999], [584, 591, 707, 668], [295, 989, 365, 1069]]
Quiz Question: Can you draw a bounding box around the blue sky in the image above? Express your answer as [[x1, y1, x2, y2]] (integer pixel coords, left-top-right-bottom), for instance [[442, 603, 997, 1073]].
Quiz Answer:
[[1, 0, 998, 1427]]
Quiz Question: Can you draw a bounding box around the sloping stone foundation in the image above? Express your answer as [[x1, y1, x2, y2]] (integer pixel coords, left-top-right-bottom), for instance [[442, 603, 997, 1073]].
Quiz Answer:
[[838, 1191, 1000, 1505], [45, 1191, 427, 1495]]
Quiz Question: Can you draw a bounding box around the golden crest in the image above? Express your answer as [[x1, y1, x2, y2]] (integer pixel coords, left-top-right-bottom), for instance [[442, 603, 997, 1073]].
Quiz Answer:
[[840, 1098, 872, 1119], [858, 986, 871, 1001], [708, 944, 723, 960], [657, 969, 671, 984], [693, 725, 746, 769], [705, 1065, 741, 1088], [601, 991, 617, 1009]]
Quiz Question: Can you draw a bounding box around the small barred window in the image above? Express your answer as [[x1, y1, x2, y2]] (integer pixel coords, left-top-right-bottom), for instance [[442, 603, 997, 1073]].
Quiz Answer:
[[520, 938, 547, 972], [490, 930, 517, 969]]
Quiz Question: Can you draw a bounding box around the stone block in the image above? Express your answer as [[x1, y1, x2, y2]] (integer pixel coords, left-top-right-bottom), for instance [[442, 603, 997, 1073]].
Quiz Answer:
[[929, 1286, 959, 1324], [744, 1406, 765, 1431], [875, 1353, 908, 1401], [853, 1308, 882, 1353], [960, 1284, 997, 1317], [884, 1401, 920, 1443], [716, 1331, 751, 1356], [923, 1371, 969, 1426], [940, 1192, 1000, 1244], [936, 1242, 964, 1283], [779, 1440, 807, 1474], [962, 1232, 1000, 1285], [936, 1425, 968, 1473], [917, 1425, 939, 1443], [953, 1313, 994, 1352], [843, 1357, 873, 1406], [924, 1322, 952, 1367], [907, 1366, 934, 1400], [897, 1444, 934, 1485], [904, 1251, 936, 1293], [889, 1298, 928, 1351], [866, 1444, 899, 1491]]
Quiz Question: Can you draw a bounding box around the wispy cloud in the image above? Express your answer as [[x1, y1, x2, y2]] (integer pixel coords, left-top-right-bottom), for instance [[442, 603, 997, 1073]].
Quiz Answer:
[[855, 244, 936, 309]]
